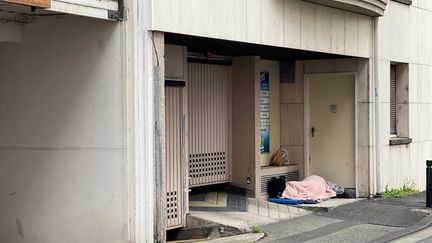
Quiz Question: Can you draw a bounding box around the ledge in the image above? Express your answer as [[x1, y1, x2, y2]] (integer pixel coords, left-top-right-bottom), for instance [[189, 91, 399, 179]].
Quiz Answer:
[[306, 0, 388, 17], [392, 0, 412, 5], [261, 164, 299, 176], [389, 137, 412, 146]]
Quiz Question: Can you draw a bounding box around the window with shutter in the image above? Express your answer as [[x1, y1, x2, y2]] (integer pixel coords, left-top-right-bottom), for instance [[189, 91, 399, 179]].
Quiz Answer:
[[388, 62, 411, 145], [390, 64, 397, 135]]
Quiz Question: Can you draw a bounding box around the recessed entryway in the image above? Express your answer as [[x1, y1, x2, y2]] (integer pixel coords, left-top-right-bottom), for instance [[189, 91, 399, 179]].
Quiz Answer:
[[305, 74, 356, 190]]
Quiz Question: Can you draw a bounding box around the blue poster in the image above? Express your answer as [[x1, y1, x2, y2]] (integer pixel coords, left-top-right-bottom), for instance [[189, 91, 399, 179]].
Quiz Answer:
[[260, 72, 270, 153]]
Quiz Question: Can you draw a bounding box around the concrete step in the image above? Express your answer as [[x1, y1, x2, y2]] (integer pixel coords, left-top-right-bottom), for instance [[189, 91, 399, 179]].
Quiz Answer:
[[245, 197, 311, 221], [189, 191, 311, 222]]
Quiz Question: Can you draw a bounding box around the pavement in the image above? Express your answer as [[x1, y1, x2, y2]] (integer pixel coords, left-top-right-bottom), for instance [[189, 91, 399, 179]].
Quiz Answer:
[[260, 192, 432, 243]]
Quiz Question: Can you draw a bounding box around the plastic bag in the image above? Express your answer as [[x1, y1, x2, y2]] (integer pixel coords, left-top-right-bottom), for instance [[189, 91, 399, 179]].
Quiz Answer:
[[270, 149, 289, 166]]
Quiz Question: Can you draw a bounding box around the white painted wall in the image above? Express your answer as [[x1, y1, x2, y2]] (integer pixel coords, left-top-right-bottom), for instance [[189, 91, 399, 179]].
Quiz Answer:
[[0, 16, 127, 243], [152, 0, 373, 58], [378, 0, 432, 192]]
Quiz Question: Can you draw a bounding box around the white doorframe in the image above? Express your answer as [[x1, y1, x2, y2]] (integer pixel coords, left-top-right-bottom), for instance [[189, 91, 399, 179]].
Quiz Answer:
[[304, 72, 359, 197]]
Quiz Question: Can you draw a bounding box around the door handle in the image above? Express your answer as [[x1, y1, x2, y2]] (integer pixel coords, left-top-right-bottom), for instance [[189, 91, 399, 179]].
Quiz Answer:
[[311, 127, 315, 137]]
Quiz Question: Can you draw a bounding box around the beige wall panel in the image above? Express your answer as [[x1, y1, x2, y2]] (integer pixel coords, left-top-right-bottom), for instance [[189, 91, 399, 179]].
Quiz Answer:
[[344, 13, 358, 56], [246, 0, 262, 43], [384, 2, 410, 62], [408, 142, 419, 189], [358, 103, 369, 147], [152, 0, 373, 58], [357, 58, 370, 103], [0, 22, 23, 43], [417, 65, 432, 104], [165, 44, 186, 80], [357, 15, 372, 58], [283, 0, 301, 48], [280, 104, 304, 146], [280, 83, 303, 104], [378, 60, 390, 103], [206, 0, 247, 41], [280, 61, 305, 104], [180, 0, 206, 36], [153, 0, 181, 32], [231, 56, 260, 192], [281, 145, 303, 165], [357, 146, 370, 197], [315, 6, 332, 52], [418, 9, 432, 66], [300, 1, 317, 51], [0, 16, 127, 243], [330, 8, 345, 54], [409, 104, 418, 141], [304, 58, 357, 73], [0, 17, 123, 149], [0, 149, 125, 243], [409, 6, 418, 64], [409, 64, 418, 103], [261, 0, 284, 46], [260, 60, 281, 166]]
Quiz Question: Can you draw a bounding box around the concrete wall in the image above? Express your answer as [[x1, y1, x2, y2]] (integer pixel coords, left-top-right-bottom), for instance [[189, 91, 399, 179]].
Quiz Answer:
[[259, 59, 280, 166], [231, 56, 260, 196], [377, 0, 432, 191], [0, 16, 127, 243], [153, 0, 373, 58], [280, 62, 305, 178]]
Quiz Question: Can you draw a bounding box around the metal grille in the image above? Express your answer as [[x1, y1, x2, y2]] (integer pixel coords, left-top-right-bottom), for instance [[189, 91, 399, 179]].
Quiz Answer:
[[189, 152, 227, 180], [390, 64, 397, 135], [260, 171, 300, 195], [188, 63, 231, 187], [165, 86, 184, 229], [280, 61, 296, 83], [166, 191, 178, 220]]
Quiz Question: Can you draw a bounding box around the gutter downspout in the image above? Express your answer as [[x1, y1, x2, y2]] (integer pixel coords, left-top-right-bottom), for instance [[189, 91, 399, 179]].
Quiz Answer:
[[374, 17, 382, 195]]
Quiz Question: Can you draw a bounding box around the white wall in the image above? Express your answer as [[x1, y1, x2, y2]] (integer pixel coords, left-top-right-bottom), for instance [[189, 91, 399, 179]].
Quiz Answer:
[[378, 0, 432, 191], [153, 0, 373, 58], [0, 16, 127, 243]]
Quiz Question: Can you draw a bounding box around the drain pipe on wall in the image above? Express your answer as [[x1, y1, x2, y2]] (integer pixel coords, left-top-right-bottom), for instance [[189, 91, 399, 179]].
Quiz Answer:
[[373, 16, 382, 196]]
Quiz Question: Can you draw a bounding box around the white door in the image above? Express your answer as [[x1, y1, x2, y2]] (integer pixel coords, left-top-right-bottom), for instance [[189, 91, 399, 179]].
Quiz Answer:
[[308, 75, 355, 188]]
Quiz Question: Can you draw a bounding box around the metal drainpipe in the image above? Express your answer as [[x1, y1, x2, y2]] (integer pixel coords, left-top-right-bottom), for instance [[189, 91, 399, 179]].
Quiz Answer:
[[374, 17, 382, 195]]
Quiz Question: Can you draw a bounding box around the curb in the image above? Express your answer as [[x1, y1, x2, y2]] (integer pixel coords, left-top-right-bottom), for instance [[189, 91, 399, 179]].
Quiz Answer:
[[370, 213, 432, 243]]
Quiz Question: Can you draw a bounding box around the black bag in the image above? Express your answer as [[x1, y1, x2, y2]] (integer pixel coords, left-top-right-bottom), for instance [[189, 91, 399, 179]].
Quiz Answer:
[[268, 176, 286, 198]]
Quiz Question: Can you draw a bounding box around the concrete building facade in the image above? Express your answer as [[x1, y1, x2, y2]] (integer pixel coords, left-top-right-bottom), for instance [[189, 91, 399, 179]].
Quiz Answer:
[[0, 0, 430, 242]]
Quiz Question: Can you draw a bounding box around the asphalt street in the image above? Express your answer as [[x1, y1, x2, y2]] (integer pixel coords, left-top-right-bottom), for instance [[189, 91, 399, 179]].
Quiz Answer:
[[260, 193, 432, 243]]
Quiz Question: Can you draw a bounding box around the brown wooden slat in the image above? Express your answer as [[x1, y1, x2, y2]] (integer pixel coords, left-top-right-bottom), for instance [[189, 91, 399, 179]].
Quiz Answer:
[[1, 0, 50, 8]]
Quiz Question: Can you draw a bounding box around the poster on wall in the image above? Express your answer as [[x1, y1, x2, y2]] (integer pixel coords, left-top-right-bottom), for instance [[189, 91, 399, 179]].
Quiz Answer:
[[260, 71, 270, 153]]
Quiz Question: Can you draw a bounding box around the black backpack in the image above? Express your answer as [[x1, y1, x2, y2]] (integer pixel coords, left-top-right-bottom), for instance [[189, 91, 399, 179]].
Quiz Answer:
[[268, 176, 286, 198]]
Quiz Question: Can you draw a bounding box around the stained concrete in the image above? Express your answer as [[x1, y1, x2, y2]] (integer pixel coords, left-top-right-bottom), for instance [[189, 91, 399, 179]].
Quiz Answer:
[[261, 193, 432, 242], [297, 198, 363, 212]]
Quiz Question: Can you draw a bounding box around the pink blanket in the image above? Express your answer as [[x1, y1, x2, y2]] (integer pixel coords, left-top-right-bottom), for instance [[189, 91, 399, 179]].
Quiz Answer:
[[281, 175, 336, 201]]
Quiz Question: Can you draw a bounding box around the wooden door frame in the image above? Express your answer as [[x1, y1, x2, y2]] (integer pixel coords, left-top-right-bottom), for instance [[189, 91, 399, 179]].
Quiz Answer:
[[304, 73, 359, 197]]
